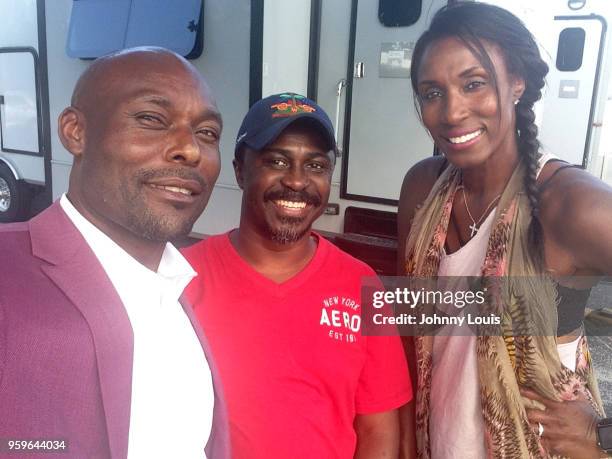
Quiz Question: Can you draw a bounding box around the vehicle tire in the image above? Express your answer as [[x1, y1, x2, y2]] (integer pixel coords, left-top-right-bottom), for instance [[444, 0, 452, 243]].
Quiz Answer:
[[0, 162, 30, 223]]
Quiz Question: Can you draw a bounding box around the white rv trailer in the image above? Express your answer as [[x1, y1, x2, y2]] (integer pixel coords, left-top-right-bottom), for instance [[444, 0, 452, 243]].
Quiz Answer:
[[1, 0, 611, 257]]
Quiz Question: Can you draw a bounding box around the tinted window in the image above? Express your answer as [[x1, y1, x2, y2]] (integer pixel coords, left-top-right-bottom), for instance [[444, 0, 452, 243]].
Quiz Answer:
[[379, 0, 421, 27], [556, 27, 585, 71], [66, 0, 203, 59]]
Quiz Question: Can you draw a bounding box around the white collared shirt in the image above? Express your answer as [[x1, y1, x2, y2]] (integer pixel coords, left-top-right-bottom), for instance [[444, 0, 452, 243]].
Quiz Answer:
[[60, 195, 213, 458]]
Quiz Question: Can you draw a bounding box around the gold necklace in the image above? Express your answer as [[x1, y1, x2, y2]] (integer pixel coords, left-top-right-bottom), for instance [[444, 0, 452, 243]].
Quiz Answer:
[[460, 185, 501, 237]]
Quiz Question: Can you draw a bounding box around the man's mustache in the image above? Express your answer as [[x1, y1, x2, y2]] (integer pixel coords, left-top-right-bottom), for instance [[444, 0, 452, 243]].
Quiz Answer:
[[136, 168, 208, 190], [264, 189, 321, 207]]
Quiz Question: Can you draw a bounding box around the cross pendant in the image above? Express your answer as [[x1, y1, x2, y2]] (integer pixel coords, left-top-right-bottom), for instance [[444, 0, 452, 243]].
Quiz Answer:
[[469, 223, 479, 237]]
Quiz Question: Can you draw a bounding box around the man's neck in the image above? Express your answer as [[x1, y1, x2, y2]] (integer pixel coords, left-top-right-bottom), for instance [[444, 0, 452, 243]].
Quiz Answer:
[[65, 193, 166, 271], [229, 226, 318, 283], [105, 232, 165, 272]]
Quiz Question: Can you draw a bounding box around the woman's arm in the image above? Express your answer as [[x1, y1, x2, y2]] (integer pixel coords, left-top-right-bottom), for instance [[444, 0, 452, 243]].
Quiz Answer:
[[539, 166, 612, 276], [396, 156, 443, 458], [397, 156, 445, 275], [525, 166, 612, 458]]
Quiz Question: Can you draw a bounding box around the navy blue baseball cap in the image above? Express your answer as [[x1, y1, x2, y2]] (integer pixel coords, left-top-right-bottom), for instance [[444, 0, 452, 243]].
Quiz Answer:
[[235, 92, 338, 157]]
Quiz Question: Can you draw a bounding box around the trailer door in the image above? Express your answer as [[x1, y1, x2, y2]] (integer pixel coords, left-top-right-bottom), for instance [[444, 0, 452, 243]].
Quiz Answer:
[[539, 15, 606, 167], [341, 0, 447, 205]]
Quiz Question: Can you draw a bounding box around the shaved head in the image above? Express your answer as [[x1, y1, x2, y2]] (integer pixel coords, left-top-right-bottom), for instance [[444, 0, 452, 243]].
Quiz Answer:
[[58, 47, 222, 266], [70, 46, 217, 122]]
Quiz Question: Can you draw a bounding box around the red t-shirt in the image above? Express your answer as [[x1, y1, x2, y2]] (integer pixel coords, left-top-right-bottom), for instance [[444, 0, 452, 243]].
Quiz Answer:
[[183, 233, 412, 459]]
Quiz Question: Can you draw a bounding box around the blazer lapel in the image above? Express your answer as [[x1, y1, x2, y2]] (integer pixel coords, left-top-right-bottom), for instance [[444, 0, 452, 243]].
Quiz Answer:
[[30, 202, 133, 459]]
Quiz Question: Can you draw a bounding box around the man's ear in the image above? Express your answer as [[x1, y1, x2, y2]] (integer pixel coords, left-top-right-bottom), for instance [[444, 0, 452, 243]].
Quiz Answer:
[[58, 107, 86, 158], [233, 158, 244, 190], [328, 150, 337, 172]]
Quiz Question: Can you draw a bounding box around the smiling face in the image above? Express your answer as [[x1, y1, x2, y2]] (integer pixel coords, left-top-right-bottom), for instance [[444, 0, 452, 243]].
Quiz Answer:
[[415, 37, 525, 169], [61, 49, 222, 243], [234, 121, 334, 244]]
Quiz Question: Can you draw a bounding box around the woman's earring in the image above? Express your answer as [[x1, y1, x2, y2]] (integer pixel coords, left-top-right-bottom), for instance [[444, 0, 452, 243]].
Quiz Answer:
[[514, 99, 520, 105]]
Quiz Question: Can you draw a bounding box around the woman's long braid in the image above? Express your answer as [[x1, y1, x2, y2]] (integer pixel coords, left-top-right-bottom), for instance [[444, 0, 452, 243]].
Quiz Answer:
[[513, 56, 549, 267]]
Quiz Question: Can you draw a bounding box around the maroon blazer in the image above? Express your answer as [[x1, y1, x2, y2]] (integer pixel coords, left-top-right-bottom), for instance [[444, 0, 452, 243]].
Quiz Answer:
[[0, 202, 230, 459]]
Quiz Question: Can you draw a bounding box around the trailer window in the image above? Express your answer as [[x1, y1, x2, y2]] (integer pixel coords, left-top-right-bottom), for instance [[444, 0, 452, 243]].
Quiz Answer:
[[0, 49, 41, 156], [556, 27, 585, 72], [66, 0, 203, 59], [262, 0, 312, 98], [378, 0, 422, 27]]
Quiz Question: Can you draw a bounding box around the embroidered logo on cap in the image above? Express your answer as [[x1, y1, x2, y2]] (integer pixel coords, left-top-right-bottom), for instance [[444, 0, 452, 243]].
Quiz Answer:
[[271, 94, 316, 118], [236, 132, 247, 144]]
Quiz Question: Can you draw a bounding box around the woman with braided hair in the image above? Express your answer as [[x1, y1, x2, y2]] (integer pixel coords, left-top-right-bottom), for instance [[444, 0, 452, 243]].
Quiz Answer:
[[396, 2, 612, 458]]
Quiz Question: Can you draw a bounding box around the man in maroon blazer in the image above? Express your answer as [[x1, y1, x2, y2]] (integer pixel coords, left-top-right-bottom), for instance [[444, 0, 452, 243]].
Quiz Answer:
[[0, 48, 229, 458]]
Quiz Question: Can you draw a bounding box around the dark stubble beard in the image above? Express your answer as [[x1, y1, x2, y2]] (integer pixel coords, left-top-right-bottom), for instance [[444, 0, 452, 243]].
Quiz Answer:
[[267, 216, 310, 244], [120, 168, 207, 242]]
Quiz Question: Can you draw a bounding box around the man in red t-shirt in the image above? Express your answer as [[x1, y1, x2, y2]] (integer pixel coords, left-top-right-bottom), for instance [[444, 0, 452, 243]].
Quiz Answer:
[[184, 93, 412, 458]]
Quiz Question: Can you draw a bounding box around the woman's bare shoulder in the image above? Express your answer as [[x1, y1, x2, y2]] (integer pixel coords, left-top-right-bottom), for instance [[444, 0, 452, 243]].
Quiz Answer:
[[397, 156, 447, 274], [399, 155, 447, 209], [539, 164, 612, 275]]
